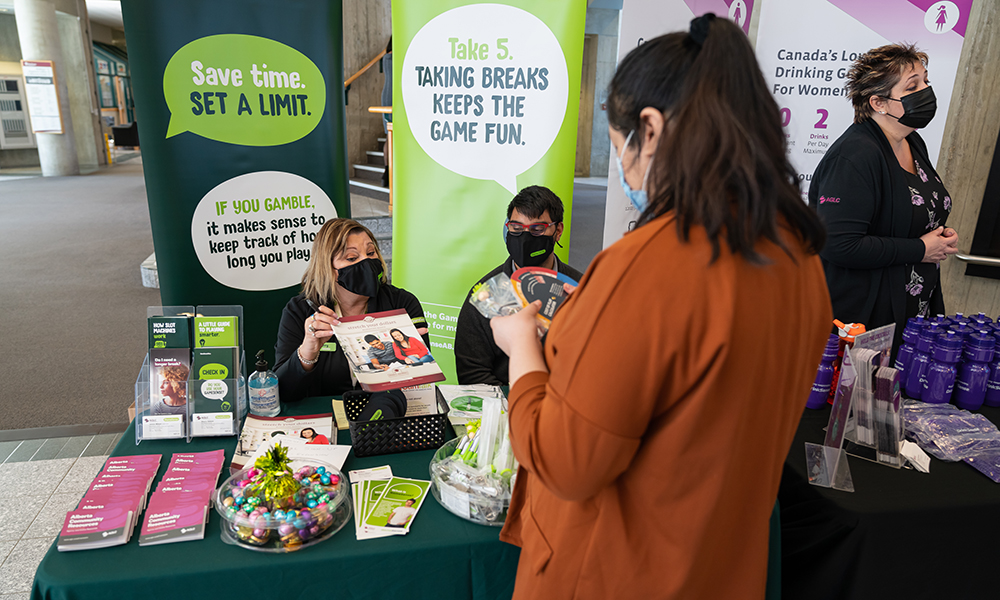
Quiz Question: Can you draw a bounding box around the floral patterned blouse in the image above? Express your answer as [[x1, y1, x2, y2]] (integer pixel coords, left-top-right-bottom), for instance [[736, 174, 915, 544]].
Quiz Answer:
[[903, 157, 951, 319]]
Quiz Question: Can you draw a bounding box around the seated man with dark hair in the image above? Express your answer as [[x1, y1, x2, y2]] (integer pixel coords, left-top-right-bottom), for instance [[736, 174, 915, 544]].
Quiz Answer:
[[365, 334, 400, 370], [455, 185, 585, 385]]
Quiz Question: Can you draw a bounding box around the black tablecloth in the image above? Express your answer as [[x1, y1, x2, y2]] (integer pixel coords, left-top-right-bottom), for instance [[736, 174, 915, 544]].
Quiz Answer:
[[779, 405, 1000, 600]]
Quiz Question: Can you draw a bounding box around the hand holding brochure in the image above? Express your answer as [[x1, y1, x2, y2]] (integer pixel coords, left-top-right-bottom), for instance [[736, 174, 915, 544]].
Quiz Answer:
[[469, 268, 578, 333], [332, 309, 445, 392]]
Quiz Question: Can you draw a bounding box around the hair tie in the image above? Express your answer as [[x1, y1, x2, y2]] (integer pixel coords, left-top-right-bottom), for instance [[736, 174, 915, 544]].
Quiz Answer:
[[689, 13, 716, 47]]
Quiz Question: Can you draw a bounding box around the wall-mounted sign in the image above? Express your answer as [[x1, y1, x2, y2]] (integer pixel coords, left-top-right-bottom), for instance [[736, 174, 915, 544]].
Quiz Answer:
[[20, 60, 62, 133], [97, 59, 111, 75]]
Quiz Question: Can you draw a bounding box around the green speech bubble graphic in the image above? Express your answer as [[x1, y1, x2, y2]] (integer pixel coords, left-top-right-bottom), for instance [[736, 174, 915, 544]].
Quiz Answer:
[[199, 363, 229, 379], [163, 34, 326, 146]]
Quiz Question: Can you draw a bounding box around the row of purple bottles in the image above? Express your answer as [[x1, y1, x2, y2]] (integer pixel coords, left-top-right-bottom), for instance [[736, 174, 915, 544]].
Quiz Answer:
[[895, 312, 1000, 410]]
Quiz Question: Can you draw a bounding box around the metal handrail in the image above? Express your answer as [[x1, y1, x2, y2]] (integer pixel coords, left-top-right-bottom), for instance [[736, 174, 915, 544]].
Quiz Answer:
[[955, 253, 1000, 267], [345, 49, 387, 88]]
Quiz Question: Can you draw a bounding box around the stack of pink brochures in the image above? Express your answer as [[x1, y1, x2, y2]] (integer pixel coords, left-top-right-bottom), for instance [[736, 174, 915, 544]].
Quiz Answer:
[[57, 454, 162, 551], [138, 449, 225, 546]]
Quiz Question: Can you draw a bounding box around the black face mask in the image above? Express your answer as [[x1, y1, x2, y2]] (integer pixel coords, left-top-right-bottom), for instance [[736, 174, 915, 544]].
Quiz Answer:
[[337, 257, 383, 297], [886, 86, 937, 129], [506, 230, 556, 268]]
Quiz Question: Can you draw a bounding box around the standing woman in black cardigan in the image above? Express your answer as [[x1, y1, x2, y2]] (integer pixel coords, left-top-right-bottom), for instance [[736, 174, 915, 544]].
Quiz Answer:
[[810, 43, 959, 347]]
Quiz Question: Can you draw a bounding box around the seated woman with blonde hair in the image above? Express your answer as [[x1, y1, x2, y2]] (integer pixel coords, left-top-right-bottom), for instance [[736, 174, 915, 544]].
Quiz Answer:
[[273, 218, 430, 401]]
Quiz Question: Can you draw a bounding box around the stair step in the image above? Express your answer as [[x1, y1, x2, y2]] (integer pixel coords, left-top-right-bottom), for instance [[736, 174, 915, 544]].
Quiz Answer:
[[366, 150, 386, 166], [353, 164, 384, 183], [349, 179, 390, 204]]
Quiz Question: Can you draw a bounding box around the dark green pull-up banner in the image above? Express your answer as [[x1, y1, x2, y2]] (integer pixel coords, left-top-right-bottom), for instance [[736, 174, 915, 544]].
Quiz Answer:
[[121, 0, 349, 362]]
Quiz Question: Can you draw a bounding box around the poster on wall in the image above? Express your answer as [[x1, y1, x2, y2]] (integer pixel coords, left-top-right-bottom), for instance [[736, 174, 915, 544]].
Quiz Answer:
[[21, 60, 63, 133], [603, 0, 753, 248], [120, 0, 351, 362], [392, 0, 587, 381], [755, 0, 975, 195]]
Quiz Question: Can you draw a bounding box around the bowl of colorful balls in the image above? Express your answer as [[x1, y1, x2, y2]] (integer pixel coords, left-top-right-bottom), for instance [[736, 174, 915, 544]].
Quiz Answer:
[[214, 444, 352, 552]]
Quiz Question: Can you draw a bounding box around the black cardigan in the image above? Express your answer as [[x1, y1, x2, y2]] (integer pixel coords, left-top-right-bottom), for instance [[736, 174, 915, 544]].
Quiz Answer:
[[808, 118, 945, 332], [273, 284, 430, 402]]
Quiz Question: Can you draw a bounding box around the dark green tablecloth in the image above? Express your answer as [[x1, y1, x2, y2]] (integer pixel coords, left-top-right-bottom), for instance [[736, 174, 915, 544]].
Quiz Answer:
[[31, 398, 519, 600]]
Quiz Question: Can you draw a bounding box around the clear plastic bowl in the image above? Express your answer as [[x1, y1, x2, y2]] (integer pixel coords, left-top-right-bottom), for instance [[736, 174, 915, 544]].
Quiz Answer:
[[429, 437, 513, 526], [214, 461, 351, 552]]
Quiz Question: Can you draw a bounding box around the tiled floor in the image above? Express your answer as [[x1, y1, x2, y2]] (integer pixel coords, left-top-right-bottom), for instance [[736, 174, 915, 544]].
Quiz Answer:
[[0, 435, 119, 598]]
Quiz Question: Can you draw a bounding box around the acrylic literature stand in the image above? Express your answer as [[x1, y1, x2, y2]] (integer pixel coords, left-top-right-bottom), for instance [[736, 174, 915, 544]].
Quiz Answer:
[[842, 324, 903, 469], [805, 349, 856, 492], [186, 305, 247, 441], [135, 305, 247, 445], [136, 305, 195, 443]]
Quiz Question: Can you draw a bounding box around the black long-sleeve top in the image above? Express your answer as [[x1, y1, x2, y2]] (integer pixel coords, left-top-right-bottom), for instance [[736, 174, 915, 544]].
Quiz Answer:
[[454, 256, 584, 386], [808, 118, 946, 337], [273, 285, 429, 402]]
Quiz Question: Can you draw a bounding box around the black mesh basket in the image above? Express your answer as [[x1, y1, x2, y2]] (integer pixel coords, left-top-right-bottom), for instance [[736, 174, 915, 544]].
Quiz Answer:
[[343, 390, 452, 457]]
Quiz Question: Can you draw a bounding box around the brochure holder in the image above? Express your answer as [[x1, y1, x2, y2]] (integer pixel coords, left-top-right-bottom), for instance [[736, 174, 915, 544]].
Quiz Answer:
[[187, 305, 246, 441], [136, 306, 195, 443], [135, 305, 247, 444], [842, 324, 903, 469], [805, 349, 855, 492]]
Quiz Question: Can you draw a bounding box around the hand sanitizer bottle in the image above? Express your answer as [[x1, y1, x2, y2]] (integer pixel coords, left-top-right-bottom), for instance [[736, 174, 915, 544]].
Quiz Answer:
[[248, 350, 280, 417]]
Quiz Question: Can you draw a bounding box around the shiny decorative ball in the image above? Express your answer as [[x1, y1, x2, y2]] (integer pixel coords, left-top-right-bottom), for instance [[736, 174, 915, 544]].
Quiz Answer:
[[321, 476, 331, 485], [299, 528, 311, 540], [316, 466, 326, 475], [223, 497, 234, 507], [278, 523, 294, 536], [307, 500, 317, 509]]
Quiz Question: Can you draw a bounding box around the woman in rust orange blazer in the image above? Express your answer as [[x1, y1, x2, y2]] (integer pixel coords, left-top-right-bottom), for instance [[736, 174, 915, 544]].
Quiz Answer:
[[490, 15, 832, 600]]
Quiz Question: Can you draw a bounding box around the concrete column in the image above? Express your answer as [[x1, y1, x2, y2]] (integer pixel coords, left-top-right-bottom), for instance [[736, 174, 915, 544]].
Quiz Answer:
[[13, 0, 79, 176]]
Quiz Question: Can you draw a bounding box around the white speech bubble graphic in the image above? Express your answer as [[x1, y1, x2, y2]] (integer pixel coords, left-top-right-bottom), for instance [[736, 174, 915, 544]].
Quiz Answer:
[[191, 171, 338, 291], [402, 4, 569, 194]]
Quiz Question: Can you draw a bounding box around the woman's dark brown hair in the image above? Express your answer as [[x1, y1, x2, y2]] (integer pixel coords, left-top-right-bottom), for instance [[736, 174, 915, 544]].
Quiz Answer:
[[846, 43, 929, 123], [607, 15, 825, 263]]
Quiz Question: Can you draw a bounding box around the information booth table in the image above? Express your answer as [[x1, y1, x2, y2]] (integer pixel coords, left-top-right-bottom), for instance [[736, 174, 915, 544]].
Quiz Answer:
[[31, 397, 519, 600], [780, 405, 1000, 600]]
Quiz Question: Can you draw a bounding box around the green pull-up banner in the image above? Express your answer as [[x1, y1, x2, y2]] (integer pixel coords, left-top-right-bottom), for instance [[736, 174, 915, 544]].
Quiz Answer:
[[121, 0, 349, 362], [392, 0, 587, 381]]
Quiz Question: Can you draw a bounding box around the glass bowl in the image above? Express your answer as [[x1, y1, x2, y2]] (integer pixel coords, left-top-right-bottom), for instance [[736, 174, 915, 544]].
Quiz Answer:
[[214, 461, 351, 552]]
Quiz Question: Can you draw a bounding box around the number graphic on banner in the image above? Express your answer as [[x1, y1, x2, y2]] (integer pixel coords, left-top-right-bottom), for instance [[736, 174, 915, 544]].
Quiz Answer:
[[814, 109, 829, 129], [779, 107, 791, 128], [496, 38, 511, 60]]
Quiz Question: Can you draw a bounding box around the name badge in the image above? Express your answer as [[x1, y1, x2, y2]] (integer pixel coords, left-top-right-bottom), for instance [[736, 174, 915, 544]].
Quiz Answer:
[[321, 342, 337, 352]]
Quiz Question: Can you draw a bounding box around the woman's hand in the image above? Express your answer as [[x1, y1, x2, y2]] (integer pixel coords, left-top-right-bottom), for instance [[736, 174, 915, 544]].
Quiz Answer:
[[491, 301, 542, 357], [920, 227, 960, 263], [299, 305, 339, 368], [562, 282, 577, 296]]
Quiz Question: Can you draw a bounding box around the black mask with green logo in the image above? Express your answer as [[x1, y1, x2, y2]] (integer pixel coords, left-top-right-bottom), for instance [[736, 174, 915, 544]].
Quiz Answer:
[[506, 231, 556, 267], [337, 257, 384, 297]]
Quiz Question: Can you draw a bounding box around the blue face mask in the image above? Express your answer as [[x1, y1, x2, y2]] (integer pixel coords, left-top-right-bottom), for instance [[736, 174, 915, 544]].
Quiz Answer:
[[615, 130, 652, 213]]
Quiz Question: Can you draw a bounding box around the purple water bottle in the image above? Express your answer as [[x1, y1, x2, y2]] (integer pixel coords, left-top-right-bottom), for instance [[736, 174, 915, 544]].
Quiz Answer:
[[985, 333, 1000, 408], [932, 314, 952, 330], [894, 316, 925, 378], [806, 334, 840, 409], [905, 324, 940, 399], [975, 312, 993, 324], [954, 332, 995, 411], [923, 330, 963, 404]]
